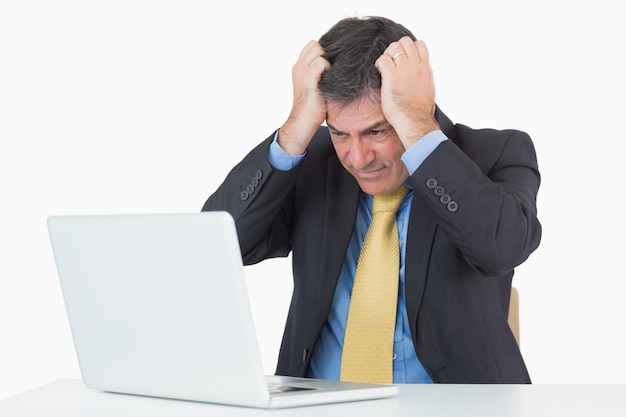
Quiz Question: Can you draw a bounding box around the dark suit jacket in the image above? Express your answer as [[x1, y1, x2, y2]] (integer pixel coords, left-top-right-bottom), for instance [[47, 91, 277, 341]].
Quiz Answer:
[[202, 108, 541, 383]]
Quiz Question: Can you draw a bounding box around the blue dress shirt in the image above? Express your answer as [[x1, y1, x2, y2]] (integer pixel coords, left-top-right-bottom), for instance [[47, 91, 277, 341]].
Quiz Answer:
[[269, 129, 447, 383]]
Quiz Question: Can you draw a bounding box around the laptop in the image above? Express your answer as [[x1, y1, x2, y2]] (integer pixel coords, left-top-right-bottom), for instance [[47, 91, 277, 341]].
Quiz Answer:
[[47, 211, 399, 408]]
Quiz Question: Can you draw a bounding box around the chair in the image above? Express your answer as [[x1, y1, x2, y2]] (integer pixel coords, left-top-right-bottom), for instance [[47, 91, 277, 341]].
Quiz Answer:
[[508, 287, 520, 345]]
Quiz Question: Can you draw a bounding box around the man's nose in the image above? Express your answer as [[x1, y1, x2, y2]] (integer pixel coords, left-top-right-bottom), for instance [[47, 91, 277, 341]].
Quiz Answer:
[[348, 138, 374, 169]]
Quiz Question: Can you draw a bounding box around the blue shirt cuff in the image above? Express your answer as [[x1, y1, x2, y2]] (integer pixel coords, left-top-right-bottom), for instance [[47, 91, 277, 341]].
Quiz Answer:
[[268, 130, 306, 171], [401, 130, 448, 174]]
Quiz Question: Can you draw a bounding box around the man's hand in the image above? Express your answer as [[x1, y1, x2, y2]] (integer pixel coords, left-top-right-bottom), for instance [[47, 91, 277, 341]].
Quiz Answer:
[[278, 41, 331, 155], [375, 37, 440, 149]]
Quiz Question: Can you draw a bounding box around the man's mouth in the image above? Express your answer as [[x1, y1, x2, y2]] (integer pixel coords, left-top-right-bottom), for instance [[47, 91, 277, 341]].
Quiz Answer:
[[354, 166, 386, 180]]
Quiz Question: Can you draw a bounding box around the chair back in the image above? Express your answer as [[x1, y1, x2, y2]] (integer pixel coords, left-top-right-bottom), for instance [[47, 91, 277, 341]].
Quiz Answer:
[[508, 287, 520, 345]]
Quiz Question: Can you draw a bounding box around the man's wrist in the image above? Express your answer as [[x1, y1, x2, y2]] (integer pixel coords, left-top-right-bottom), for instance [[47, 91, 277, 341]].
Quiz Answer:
[[401, 130, 447, 174], [398, 117, 441, 149], [269, 130, 305, 171], [277, 118, 321, 156]]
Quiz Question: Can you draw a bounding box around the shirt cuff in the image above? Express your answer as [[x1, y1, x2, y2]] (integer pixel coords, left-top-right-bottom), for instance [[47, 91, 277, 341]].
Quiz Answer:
[[401, 130, 448, 174], [268, 130, 306, 171]]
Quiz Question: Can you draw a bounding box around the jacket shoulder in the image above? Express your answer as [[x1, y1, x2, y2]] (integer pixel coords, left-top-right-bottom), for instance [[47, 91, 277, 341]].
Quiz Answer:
[[452, 123, 538, 174]]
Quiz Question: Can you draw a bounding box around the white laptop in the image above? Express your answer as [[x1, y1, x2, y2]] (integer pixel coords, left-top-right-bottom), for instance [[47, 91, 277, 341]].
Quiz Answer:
[[47, 211, 398, 408]]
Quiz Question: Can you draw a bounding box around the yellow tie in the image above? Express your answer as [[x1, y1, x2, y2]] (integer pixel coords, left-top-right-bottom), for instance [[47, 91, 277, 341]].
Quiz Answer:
[[340, 185, 409, 384]]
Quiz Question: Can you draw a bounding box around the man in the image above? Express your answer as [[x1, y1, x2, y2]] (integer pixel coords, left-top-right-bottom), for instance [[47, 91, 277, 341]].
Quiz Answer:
[[202, 16, 541, 384]]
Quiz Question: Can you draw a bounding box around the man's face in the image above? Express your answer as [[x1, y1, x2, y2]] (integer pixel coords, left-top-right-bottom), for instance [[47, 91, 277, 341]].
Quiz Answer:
[[326, 97, 409, 195]]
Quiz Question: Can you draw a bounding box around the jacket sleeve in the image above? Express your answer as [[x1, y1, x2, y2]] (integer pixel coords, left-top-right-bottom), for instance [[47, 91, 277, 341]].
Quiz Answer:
[[407, 126, 542, 276], [201, 134, 302, 265]]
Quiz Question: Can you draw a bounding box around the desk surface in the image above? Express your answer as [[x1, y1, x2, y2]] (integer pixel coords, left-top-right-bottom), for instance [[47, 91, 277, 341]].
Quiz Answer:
[[1, 379, 625, 417]]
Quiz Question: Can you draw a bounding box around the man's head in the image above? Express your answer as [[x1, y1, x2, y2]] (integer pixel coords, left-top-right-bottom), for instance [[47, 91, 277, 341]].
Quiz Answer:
[[318, 16, 417, 195], [318, 16, 416, 107]]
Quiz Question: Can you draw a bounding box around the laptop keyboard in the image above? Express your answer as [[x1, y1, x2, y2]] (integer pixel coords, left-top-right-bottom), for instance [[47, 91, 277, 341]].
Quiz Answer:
[[268, 383, 317, 394]]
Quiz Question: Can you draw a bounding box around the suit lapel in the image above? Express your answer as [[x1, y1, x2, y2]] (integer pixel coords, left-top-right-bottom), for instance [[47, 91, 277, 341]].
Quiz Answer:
[[404, 105, 453, 331], [405, 187, 438, 340], [318, 156, 360, 304]]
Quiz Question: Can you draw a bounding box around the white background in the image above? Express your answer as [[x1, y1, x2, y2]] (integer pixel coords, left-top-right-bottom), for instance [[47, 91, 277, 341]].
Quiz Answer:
[[1, 0, 625, 400]]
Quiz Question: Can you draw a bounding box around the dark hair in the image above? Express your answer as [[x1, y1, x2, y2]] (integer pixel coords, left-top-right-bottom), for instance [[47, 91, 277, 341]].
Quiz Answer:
[[318, 16, 416, 106]]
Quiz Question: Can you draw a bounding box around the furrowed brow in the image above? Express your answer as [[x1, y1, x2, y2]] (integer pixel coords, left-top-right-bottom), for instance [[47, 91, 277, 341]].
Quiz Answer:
[[327, 120, 390, 135]]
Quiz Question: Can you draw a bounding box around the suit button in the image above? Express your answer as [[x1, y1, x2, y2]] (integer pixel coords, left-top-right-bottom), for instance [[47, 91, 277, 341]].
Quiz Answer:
[[254, 169, 263, 180], [426, 178, 438, 189], [440, 194, 451, 204], [251, 178, 259, 187], [246, 184, 255, 194], [447, 201, 459, 212], [240, 190, 249, 200], [434, 186, 445, 196]]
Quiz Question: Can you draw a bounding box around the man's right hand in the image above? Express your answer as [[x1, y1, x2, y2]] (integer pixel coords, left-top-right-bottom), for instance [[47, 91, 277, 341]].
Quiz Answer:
[[278, 40, 331, 156]]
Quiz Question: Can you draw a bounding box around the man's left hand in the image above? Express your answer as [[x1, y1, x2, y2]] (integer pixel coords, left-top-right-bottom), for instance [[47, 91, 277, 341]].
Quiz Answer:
[[375, 36, 440, 149]]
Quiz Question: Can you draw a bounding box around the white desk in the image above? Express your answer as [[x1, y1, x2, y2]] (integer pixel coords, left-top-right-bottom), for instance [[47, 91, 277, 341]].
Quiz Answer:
[[1, 379, 624, 416]]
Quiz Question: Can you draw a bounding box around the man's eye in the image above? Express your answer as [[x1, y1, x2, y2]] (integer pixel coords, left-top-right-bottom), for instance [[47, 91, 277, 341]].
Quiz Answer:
[[369, 129, 389, 138]]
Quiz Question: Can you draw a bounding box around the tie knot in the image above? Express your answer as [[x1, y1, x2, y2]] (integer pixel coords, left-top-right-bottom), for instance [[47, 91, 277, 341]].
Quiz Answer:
[[372, 185, 409, 214]]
